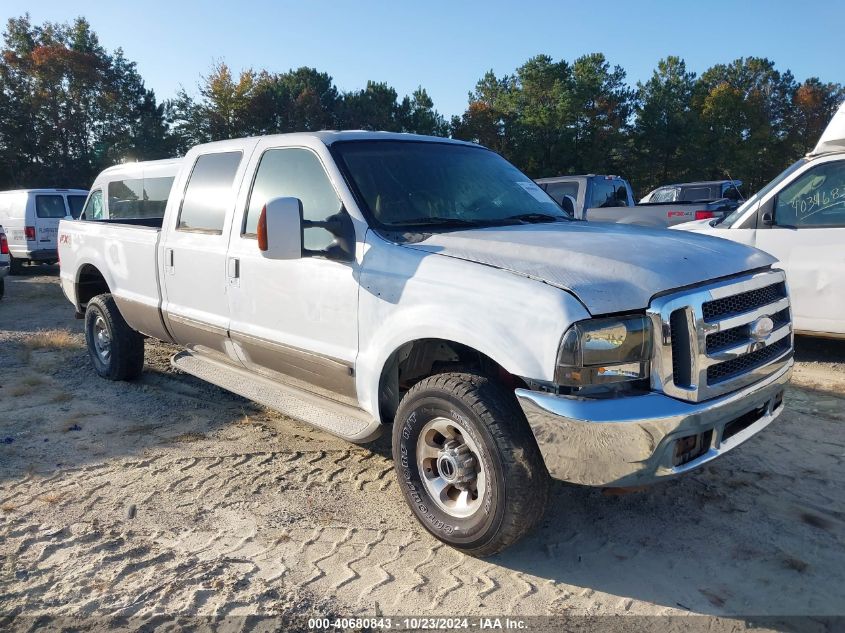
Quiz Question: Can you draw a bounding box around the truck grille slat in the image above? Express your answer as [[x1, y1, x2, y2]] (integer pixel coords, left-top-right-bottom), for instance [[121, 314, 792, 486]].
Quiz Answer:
[[701, 282, 787, 322], [648, 271, 793, 402], [707, 338, 791, 385], [705, 308, 791, 354]]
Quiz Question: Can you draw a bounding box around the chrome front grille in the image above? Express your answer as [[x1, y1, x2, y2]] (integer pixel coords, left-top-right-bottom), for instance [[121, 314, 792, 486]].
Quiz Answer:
[[647, 270, 794, 402]]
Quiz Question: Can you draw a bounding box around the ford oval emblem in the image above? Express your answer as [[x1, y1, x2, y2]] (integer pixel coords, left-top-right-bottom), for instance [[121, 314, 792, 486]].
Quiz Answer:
[[749, 316, 775, 342]]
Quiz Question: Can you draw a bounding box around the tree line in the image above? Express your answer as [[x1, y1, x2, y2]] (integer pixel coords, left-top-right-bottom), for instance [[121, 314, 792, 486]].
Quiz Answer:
[[1, 15, 842, 197]]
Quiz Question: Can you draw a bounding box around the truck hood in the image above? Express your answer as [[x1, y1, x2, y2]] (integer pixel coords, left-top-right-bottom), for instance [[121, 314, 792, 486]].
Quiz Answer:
[[402, 222, 775, 314]]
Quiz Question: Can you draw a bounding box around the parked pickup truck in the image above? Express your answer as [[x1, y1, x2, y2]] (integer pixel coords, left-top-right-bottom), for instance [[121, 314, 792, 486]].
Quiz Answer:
[[674, 103, 845, 339], [60, 133, 794, 555], [537, 175, 739, 227]]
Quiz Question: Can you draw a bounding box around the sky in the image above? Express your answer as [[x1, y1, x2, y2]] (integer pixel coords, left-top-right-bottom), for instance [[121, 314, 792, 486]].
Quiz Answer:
[[2, 0, 842, 118]]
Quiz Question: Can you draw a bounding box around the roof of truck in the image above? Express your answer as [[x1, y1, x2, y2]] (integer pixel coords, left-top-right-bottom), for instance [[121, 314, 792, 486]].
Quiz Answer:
[[191, 131, 477, 152], [0, 188, 89, 195], [534, 174, 625, 183], [98, 157, 183, 176], [651, 180, 742, 189]]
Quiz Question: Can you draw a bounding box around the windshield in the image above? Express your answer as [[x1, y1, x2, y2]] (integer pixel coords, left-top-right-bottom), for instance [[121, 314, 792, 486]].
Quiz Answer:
[[333, 141, 570, 229], [720, 158, 808, 227]]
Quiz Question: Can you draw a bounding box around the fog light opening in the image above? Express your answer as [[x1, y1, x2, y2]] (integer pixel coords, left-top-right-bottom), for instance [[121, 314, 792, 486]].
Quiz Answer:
[[673, 430, 713, 467]]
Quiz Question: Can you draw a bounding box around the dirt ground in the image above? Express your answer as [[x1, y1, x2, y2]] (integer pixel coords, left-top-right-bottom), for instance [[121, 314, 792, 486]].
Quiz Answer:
[[1, 267, 844, 630]]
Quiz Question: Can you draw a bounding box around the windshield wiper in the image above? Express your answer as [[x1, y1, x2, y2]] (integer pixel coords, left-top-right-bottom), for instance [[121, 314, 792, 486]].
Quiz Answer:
[[503, 213, 566, 223]]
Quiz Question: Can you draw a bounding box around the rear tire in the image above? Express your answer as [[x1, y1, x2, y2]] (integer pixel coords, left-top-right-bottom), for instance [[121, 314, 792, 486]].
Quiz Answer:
[[0, 277, 4, 299], [392, 371, 549, 557], [9, 255, 23, 275], [84, 294, 144, 381]]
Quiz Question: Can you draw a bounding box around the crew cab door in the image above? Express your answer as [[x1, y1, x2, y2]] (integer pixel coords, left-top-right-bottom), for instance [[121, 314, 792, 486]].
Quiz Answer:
[[160, 146, 254, 357], [754, 157, 845, 335], [225, 142, 360, 404]]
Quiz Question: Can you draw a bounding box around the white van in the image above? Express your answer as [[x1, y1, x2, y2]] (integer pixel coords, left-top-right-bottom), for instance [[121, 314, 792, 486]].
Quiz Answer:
[[0, 189, 88, 273], [80, 158, 182, 222]]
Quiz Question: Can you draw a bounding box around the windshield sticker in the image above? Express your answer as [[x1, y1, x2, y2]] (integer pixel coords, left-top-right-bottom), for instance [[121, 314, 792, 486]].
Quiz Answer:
[[516, 181, 550, 203]]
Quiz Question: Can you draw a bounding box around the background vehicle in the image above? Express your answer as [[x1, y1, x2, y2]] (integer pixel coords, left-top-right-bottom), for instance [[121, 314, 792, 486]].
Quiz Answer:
[[640, 180, 744, 205], [537, 175, 738, 227], [0, 226, 9, 299], [674, 103, 845, 339], [535, 174, 635, 216], [81, 159, 182, 221], [59, 133, 793, 556], [0, 188, 88, 273]]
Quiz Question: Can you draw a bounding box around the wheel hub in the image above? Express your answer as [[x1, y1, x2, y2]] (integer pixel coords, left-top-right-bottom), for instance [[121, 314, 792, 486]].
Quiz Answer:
[[436, 440, 477, 488], [416, 417, 487, 518]]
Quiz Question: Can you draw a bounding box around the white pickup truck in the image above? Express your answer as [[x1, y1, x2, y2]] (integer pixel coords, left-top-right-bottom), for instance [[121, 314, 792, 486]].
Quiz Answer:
[[674, 102, 845, 338], [59, 133, 794, 555]]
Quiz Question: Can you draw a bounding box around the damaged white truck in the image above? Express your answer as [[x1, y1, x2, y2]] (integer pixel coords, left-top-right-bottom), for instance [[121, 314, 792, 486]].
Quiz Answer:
[[59, 133, 794, 555]]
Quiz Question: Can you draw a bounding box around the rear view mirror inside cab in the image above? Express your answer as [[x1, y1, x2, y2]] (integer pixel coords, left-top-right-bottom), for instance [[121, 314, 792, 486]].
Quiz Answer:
[[257, 197, 303, 259]]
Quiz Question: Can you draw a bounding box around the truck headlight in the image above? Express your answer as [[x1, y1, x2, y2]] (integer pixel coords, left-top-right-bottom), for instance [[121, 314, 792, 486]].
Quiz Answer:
[[555, 315, 652, 387]]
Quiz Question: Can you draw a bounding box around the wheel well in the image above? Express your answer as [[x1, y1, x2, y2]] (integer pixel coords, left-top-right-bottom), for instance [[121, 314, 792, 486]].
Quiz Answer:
[[377, 338, 525, 423], [76, 264, 110, 309]]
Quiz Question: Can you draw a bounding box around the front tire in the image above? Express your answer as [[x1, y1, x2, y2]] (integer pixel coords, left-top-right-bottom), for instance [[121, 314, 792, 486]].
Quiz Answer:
[[392, 371, 549, 557], [84, 294, 144, 381]]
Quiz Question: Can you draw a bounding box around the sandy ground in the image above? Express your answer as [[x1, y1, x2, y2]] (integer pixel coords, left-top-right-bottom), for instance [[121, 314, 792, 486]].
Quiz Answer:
[[1, 267, 844, 630]]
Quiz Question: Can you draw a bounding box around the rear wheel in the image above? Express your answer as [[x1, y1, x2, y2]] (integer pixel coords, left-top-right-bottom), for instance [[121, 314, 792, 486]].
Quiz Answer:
[[84, 294, 144, 381], [0, 277, 4, 299], [392, 371, 549, 557]]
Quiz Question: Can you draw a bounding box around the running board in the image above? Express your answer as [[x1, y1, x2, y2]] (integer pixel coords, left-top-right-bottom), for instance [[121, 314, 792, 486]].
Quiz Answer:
[[171, 350, 379, 442]]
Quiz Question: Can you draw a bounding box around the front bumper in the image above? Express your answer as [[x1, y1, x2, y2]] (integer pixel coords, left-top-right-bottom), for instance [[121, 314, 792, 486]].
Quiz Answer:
[[515, 360, 792, 487]]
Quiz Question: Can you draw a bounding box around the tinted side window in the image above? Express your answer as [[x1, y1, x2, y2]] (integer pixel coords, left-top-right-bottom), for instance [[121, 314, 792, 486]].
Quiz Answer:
[[107, 177, 174, 219], [82, 190, 104, 220], [679, 186, 717, 201], [589, 180, 628, 208], [108, 179, 144, 218], [244, 148, 342, 250], [67, 195, 87, 219], [35, 195, 67, 218], [142, 177, 175, 217], [774, 160, 845, 228], [544, 182, 580, 205], [178, 152, 243, 233]]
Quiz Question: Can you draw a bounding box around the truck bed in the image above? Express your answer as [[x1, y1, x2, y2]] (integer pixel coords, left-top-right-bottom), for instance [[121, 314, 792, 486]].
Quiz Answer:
[[58, 218, 165, 338]]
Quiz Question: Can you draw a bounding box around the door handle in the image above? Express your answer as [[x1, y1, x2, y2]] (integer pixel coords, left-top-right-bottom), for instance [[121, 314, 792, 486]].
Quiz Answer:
[[227, 257, 240, 279], [165, 248, 175, 274]]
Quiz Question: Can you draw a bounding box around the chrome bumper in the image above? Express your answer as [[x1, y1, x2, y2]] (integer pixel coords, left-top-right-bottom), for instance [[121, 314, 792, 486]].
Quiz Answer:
[[515, 360, 792, 487]]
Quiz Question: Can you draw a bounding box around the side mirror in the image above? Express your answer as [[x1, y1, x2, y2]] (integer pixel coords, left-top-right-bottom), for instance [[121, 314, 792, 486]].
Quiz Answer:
[[560, 195, 576, 216], [761, 212, 774, 226], [257, 197, 303, 259]]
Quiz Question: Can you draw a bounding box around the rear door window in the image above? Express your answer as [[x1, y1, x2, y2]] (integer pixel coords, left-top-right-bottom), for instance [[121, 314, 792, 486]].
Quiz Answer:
[[35, 195, 67, 218], [590, 180, 628, 208], [178, 152, 243, 233], [543, 181, 580, 205], [67, 195, 87, 219]]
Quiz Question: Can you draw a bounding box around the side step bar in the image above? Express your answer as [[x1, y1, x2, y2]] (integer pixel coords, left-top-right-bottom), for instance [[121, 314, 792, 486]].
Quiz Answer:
[[171, 350, 380, 442]]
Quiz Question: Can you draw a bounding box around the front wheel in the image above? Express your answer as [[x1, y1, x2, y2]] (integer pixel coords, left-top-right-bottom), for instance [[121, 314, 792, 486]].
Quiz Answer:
[[392, 371, 549, 557], [84, 294, 145, 380]]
